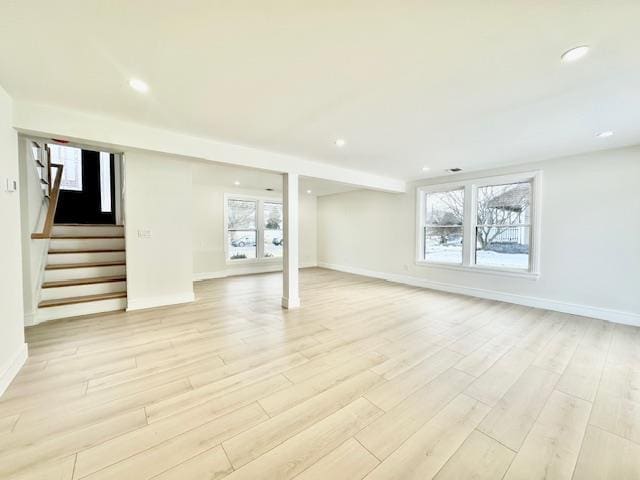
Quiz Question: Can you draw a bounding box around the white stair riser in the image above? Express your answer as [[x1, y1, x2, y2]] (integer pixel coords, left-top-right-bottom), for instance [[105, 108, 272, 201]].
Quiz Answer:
[[41, 281, 127, 301], [52, 226, 124, 237], [36, 298, 127, 323], [50, 238, 125, 251], [47, 251, 125, 265], [45, 265, 126, 282]]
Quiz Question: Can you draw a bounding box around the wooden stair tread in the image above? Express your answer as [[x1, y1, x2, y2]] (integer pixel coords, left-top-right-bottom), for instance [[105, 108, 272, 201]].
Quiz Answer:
[[51, 235, 125, 239], [49, 248, 125, 254], [39, 291, 127, 308], [46, 260, 126, 270], [54, 223, 124, 227], [42, 275, 126, 288]]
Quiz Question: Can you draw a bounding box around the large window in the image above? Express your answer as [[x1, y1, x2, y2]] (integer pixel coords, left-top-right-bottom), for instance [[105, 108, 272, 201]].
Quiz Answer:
[[226, 196, 283, 262], [417, 172, 540, 276], [263, 202, 283, 258], [48, 144, 82, 191], [475, 182, 530, 269], [423, 188, 464, 264]]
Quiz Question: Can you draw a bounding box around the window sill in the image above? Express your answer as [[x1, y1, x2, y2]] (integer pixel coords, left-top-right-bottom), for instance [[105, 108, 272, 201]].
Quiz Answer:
[[226, 257, 283, 266], [415, 260, 540, 280]]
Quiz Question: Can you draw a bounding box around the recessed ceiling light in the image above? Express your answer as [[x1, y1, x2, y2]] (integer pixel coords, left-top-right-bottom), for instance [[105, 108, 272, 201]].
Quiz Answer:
[[306, 190, 312, 194], [234, 180, 240, 186], [561, 45, 590, 63], [596, 131, 614, 138], [334, 138, 346, 148], [129, 78, 149, 93], [422, 166, 430, 172]]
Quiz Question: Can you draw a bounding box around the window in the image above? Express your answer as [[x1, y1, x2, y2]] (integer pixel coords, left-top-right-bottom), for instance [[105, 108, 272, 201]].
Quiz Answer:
[[227, 199, 258, 260], [417, 172, 540, 276], [475, 182, 530, 269], [423, 188, 464, 264], [99, 152, 112, 213], [263, 202, 283, 258], [225, 196, 283, 262], [48, 144, 83, 191]]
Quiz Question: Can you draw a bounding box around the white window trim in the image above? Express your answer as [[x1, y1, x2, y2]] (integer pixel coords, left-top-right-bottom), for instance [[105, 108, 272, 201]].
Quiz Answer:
[[416, 171, 542, 279], [224, 193, 283, 265]]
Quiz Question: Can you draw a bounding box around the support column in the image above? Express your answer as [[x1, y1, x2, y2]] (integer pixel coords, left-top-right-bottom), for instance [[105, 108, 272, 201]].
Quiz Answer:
[[282, 172, 300, 309]]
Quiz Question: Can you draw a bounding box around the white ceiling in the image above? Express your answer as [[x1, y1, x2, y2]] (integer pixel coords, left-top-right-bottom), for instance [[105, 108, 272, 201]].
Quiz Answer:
[[191, 159, 357, 197], [2, 1, 639, 181]]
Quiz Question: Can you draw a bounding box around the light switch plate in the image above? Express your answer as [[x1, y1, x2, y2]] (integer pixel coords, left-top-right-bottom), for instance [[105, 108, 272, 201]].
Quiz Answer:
[[5, 178, 17, 192]]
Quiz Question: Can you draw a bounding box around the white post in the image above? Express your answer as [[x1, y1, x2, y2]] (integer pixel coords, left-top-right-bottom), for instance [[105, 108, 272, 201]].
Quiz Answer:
[[282, 172, 300, 309]]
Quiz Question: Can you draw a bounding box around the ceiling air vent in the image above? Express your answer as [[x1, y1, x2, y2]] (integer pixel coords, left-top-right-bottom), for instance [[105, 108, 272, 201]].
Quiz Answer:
[[446, 168, 462, 173]]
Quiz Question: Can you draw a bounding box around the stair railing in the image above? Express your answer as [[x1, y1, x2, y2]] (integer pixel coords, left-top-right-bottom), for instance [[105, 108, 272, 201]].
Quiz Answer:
[[31, 163, 64, 239]]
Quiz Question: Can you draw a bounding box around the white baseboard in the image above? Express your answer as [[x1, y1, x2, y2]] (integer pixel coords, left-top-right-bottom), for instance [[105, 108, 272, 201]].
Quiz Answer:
[[126, 291, 195, 311], [24, 311, 36, 327], [318, 262, 640, 327], [282, 296, 301, 309], [0, 343, 28, 397], [193, 262, 318, 282]]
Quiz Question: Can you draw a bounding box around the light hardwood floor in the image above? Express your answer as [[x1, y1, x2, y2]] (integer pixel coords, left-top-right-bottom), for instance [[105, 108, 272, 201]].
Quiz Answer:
[[1, 268, 639, 479]]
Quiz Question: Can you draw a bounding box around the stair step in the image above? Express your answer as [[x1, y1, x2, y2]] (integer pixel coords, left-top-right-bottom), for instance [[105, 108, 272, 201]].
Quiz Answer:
[[46, 260, 126, 270], [49, 237, 125, 251], [47, 250, 125, 265], [54, 223, 124, 226], [40, 280, 127, 301], [35, 297, 127, 323], [52, 225, 124, 238], [39, 291, 127, 308], [49, 249, 125, 254], [42, 275, 126, 288], [51, 235, 125, 239]]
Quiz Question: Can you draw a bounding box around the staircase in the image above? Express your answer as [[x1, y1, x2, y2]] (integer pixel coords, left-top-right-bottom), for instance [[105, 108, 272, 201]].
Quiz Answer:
[[37, 224, 127, 322]]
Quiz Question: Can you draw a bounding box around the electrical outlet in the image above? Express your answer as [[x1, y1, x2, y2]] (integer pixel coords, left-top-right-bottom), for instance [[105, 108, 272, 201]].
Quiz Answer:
[[138, 229, 152, 239]]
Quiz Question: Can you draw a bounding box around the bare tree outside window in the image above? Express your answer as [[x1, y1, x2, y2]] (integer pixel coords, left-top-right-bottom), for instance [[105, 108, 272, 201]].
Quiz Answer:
[[419, 173, 538, 273], [475, 182, 531, 268], [264, 202, 283, 258], [423, 189, 464, 264]]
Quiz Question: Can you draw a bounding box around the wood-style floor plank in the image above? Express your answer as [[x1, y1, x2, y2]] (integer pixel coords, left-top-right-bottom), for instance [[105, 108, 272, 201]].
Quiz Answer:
[[433, 430, 515, 480], [502, 390, 591, 480], [0, 269, 637, 479], [572, 425, 640, 480], [363, 394, 490, 480]]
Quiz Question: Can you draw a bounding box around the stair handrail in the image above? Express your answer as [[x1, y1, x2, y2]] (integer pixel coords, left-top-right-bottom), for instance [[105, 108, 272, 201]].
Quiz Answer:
[[32, 163, 64, 239]]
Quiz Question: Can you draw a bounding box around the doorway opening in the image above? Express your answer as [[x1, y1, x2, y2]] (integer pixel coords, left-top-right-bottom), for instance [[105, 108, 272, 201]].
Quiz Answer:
[[48, 143, 123, 225]]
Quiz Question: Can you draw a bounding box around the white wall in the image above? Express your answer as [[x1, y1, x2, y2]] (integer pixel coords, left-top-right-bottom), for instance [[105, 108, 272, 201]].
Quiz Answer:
[[192, 163, 317, 279], [124, 151, 194, 310], [0, 85, 27, 396], [318, 147, 640, 325]]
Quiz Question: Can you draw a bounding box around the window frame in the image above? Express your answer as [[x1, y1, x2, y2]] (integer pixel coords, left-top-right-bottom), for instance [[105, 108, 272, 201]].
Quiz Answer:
[[416, 171, 542, 279], [224, 193, 283, 264]]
